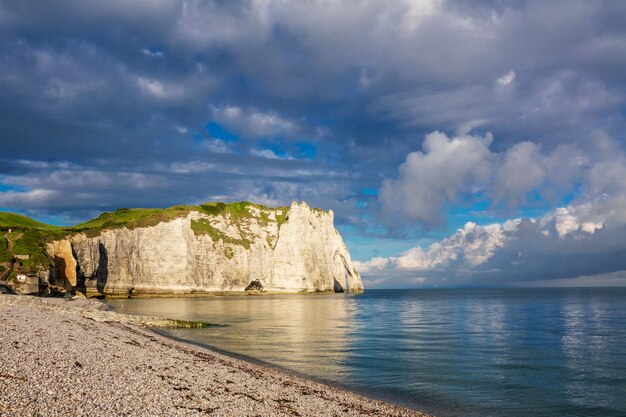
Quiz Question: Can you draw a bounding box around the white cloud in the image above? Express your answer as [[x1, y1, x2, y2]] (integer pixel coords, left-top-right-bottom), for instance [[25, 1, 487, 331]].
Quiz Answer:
[[379, 130, 623, 227], [250, 147, 302, 160], [492, 141, 586, 208], [358, 198, 626, 287], [0, 189, 56, 206], [210, 105, 296, 138], [169, 161, 217, 174], [137, 77, 182, 99], [496, 70, 516, 87], [354, 256, 391, 272], [201, 139, 231, 154], [0, 166, 163, 209], [138, 77, 164, 96], [357, 219, 515, 274], [251, 149, 280, 159], [456, 118, 491, 135], [380, 130, 494, 226], [141, 48, 164, 58], [399, 0, 441, 33], [493, 141, 546, 205]]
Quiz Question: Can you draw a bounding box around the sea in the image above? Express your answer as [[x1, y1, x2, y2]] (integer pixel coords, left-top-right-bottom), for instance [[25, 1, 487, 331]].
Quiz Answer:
[[105, 288, 626, 417]]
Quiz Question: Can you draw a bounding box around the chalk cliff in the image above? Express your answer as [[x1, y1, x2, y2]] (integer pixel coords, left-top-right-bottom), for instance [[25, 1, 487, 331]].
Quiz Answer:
[[48, 202, 363, 296]]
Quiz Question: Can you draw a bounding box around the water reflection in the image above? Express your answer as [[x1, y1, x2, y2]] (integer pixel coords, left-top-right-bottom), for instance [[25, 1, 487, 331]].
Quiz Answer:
[[106, 294, 356, 382]]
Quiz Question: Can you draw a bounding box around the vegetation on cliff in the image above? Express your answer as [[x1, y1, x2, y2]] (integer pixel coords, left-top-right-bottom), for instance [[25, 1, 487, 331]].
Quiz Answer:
[[0, 201, 305, 278], [190, 218, 253, 249], [0, 213, 66, 280], [0, 212, 59, 230], [72, 202, 292, 236], [0, 237, 12, 263], [189, 202, 292, 249]]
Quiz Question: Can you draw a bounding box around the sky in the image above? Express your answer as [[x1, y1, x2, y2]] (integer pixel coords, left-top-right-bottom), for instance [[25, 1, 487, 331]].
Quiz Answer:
[[1, 0, 626, 288]]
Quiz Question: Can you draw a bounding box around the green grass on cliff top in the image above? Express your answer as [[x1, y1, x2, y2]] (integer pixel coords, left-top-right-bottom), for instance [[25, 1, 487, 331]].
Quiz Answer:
[[1, 201, 300, 235], [72, 202, 292, 233], [0, 212, 61, 230]]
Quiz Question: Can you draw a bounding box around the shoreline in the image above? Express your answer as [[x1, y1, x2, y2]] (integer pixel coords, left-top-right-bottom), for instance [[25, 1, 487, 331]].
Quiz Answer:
[[150, 329, 420, 414], [0, 295, 429, 416], [101, 289, 357, 299]]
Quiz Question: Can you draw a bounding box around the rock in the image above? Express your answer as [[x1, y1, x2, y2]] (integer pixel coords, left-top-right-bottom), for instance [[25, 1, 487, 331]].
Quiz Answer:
[[48, 201, 364, 296], [46, 285, 67, 297], [244, 280, 264, 291], [46, 239, 77, 288], [10, 275, 39, 295]]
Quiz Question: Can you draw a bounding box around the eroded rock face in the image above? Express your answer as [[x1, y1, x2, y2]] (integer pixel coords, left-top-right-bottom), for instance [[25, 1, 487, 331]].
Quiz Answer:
[[46, 239, 77, 288], [51, 202, 363, 296]]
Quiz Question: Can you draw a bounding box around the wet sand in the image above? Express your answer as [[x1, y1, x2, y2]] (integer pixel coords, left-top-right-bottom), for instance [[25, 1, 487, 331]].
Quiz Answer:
[[0, 295, 429, 416]]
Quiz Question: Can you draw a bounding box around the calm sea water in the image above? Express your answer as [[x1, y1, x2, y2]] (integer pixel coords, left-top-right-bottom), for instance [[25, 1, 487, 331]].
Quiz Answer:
[[105, 288, 626, 417]]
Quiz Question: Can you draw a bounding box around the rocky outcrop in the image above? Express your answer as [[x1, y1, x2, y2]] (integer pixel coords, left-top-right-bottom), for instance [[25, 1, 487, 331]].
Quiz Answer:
[[48, 202, 363, 296], [47, 239, 77, 288]]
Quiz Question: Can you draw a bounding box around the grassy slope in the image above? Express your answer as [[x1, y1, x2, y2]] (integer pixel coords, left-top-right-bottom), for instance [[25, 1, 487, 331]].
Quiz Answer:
[[0, 213, 68, 275], [0, 237, 12, 263], [0, 212, 60, 230]]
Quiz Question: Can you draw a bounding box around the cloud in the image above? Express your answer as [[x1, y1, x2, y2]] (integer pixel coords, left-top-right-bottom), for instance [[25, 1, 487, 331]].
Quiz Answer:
[[357, 204, 626, 288], [496, 70, 516, 87], [251, 149, 282, 160], [378, 130, 622, 228], [210, 105, 297, 139], [137, 77, 184, 99], [492, 141, 585, 208], [362, 131, 626, 286], [380, 131, 494, 226], [141, 48, 164, 58], [0, 189, 57, 206], [200, 139, 232, 154], [0, 154, 361, 228]]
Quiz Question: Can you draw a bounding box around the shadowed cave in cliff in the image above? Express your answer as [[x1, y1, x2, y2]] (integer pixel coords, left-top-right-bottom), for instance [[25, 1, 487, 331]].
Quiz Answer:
[[71, 243, 108, 297], [245, 280, 264, 291]]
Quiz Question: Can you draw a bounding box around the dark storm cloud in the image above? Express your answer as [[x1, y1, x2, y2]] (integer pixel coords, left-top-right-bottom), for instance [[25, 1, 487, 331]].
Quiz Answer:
[[1, 0, 625, 231]]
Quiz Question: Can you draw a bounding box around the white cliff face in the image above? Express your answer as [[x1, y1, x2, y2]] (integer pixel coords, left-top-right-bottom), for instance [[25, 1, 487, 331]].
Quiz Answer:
[[50, 202, 363, 296]]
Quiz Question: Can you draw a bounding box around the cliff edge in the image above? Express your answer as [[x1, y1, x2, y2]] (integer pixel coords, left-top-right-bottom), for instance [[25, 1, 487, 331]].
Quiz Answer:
[[27, 201, 363, 296]]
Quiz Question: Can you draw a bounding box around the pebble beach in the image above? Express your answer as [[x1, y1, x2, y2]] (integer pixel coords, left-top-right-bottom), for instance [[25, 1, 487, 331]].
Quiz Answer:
[[0, 295, 429, 416]]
